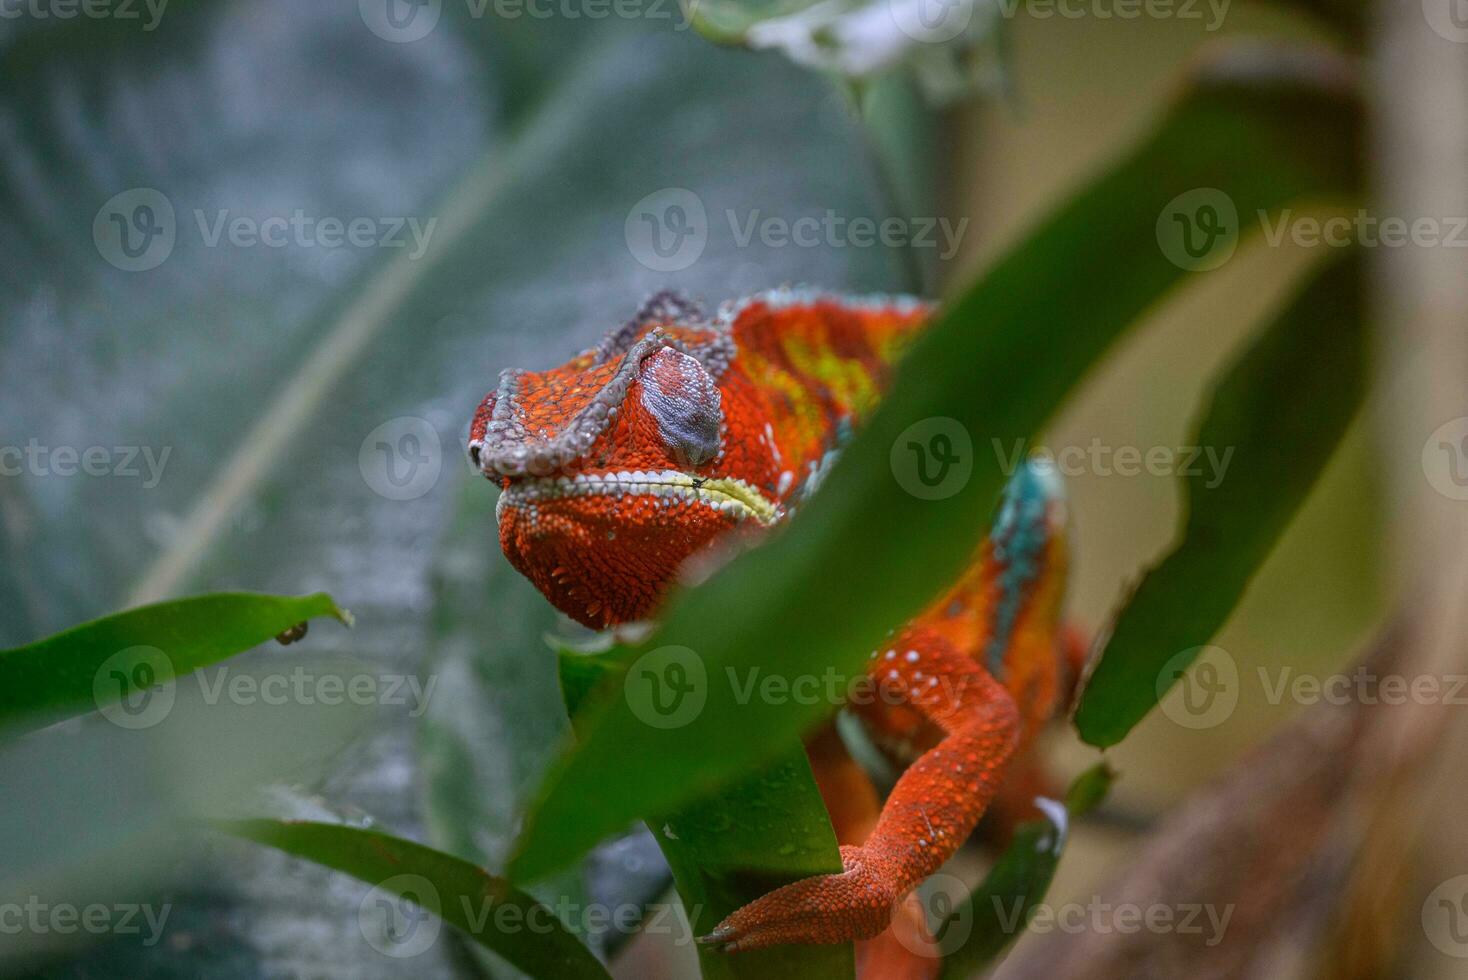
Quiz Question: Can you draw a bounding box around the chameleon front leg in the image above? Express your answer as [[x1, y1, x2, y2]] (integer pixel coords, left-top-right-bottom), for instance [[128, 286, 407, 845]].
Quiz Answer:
[[806, 724, 952, 980], [699, 624, 1021, 952]]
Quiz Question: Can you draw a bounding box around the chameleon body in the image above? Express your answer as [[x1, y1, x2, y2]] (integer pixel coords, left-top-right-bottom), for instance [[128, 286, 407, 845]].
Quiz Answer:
[[470, 288, 1076, 969]]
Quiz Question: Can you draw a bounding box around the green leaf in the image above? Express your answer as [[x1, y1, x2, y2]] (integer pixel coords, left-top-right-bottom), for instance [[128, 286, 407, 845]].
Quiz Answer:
[[651, 758, 853, 980], [559, 649, 853, 980], [509, 45, 1363, 884], [219, 819, 611, 980], [937, 764, 1114, 979], [0, 592, 348, 732], [1074, 249, 1368, 748]]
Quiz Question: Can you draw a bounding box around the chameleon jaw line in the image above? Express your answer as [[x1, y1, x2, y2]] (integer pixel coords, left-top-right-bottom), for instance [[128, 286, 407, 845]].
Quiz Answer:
[[499, 469, 779, 524]]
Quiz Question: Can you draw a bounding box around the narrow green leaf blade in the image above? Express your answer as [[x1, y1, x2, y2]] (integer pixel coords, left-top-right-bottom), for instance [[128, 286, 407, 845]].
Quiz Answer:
[[510, 48, 1363, 883], [1075, 250, 1369, 747], [0, 592, 349, 731], [220, 820, 612, 980], [938, 764, 1115, 979]]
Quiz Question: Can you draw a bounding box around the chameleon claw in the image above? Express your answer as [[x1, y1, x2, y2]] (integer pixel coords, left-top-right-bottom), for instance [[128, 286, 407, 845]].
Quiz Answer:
[[696, 926, 735, 949]]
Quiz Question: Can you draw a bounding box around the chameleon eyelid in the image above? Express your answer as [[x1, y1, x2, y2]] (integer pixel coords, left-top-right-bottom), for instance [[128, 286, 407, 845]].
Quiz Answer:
[[638, 346, 723, 468]]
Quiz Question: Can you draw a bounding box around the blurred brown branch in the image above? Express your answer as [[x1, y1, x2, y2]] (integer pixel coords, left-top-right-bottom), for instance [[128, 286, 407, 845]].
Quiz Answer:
[[992, 617, 1441, 980]]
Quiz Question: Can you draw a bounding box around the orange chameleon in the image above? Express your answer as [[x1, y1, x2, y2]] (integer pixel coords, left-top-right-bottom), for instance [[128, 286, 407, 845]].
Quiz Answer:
[[469, 288, 1083, 976]]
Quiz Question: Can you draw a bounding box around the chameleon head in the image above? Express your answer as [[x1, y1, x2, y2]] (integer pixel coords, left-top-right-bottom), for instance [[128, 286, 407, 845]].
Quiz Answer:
[[468, 301, 780, 629]]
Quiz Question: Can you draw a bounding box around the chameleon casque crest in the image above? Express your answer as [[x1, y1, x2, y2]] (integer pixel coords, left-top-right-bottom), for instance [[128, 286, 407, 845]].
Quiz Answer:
[[470, 288, 1080, 974]]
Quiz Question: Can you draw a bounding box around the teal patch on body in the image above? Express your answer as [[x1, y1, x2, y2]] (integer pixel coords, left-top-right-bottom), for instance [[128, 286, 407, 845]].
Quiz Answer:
[[984, 460, 1062, 676]]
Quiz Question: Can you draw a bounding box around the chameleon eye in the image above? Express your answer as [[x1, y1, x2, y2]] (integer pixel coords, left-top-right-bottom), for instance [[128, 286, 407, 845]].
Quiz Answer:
[[638, 346, 722, 468]]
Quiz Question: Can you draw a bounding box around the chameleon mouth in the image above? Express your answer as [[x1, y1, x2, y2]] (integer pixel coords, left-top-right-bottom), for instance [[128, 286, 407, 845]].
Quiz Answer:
[[497, 469, 779, 524]]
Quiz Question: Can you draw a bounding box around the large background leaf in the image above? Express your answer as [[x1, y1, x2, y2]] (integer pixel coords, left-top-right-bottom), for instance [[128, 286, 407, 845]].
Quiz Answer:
[[0, 6, 924, 977]]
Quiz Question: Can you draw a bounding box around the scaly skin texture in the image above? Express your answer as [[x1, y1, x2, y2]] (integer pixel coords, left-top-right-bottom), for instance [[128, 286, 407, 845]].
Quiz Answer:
[[470, 288, 1075, 972]]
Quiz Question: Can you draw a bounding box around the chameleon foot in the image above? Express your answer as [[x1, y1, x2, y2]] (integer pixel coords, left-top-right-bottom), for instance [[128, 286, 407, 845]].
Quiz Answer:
[[697, 844, 901, 952]]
